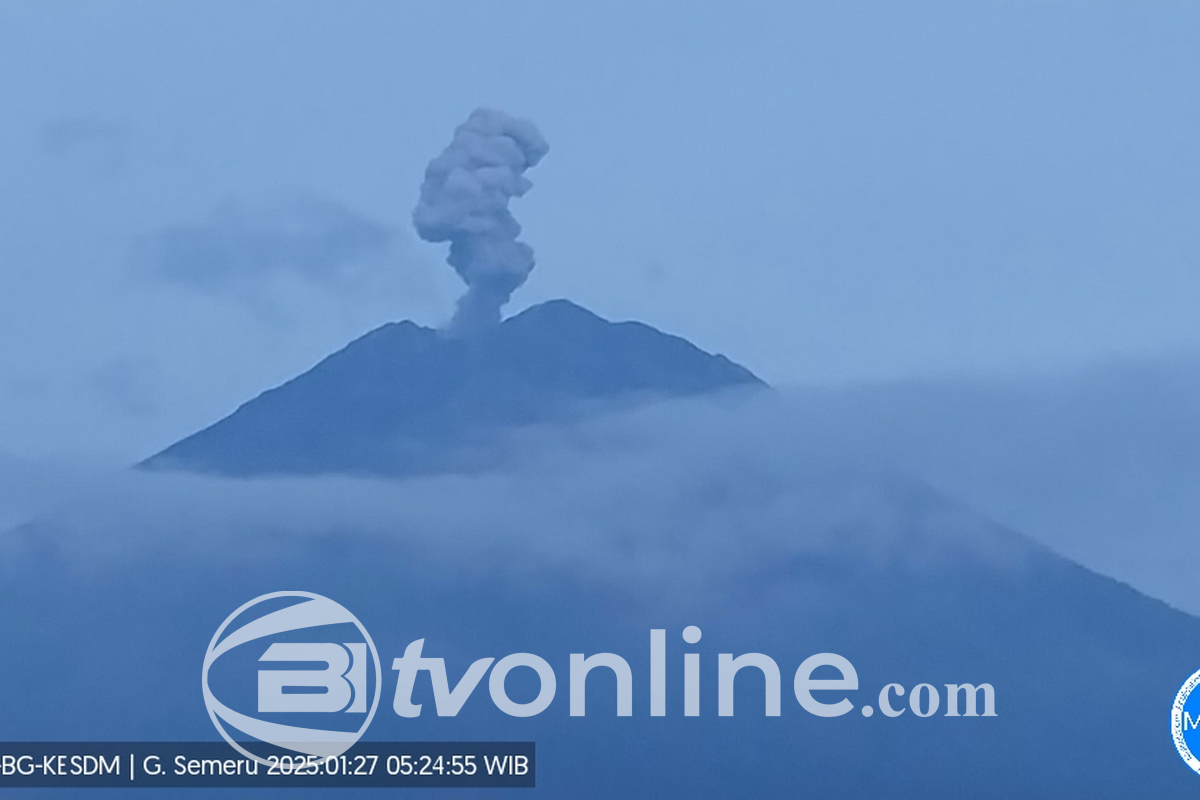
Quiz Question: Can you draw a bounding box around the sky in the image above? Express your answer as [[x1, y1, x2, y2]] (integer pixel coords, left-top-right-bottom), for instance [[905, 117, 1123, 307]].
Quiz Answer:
[[1, 0, 1199, 461]]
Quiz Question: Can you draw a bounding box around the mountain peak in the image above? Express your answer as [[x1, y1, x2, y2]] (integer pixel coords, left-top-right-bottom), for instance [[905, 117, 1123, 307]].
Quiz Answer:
[[506, 297, 603, 324], [143, 300, 764, 477]]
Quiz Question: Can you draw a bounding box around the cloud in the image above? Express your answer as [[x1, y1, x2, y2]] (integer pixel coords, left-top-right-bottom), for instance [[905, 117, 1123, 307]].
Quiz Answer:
[[0, 375, 1192, 796], [134, 195, 396, 297], [775, 355, 1200, 616], [86, 356, 159, 419], [37, 117, 129, 179], [8, 353, 1200, 611], [0, 392, 1034, 602]]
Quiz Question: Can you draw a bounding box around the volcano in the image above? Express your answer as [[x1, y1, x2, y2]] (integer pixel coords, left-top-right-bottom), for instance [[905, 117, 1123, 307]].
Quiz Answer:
[[142, 299, 763, 476], [5, 300, 1197, 797]]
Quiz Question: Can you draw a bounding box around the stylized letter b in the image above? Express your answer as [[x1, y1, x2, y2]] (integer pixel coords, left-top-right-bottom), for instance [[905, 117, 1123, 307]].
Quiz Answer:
[[258, 643, 361, 713]]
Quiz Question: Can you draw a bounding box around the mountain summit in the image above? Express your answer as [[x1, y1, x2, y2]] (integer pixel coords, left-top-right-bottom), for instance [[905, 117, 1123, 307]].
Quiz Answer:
[[143, 300, 763, 476]]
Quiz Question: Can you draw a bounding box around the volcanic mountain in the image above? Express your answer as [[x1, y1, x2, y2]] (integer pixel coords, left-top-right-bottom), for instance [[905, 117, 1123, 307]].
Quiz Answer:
[[143, 299, 764, 476], [5, 299, 1194, 797]]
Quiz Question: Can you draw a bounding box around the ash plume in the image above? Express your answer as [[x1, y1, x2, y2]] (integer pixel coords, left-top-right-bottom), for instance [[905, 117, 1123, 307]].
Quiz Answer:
[[413, 109, 549, 334]]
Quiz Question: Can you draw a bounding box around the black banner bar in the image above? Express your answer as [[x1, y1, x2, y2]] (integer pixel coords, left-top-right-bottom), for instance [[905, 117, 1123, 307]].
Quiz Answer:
[[0, 742, 535, 788]]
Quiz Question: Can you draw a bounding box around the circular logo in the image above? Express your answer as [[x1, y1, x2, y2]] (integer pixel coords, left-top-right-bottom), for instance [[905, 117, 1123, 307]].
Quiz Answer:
[[1172, 667, 1200, 775], [202, 592, 382, 766]]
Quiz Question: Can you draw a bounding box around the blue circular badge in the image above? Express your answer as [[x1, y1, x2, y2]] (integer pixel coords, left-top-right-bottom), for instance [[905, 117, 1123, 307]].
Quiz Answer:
[[1172, 668, 1200, 775]]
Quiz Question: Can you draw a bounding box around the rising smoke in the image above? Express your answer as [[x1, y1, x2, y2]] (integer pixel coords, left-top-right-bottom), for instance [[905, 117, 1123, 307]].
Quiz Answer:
[[413, 109, 550, 334]]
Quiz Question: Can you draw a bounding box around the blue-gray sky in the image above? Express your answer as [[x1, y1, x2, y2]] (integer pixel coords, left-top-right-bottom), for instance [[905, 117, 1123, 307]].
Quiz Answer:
[[1, 0, 1199, 460]]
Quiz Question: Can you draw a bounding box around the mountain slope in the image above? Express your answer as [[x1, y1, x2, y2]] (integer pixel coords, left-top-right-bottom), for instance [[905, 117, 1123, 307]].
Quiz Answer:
[[142, 300, 764, 476], [3, 469, 1200, 797], [5, 300, 1200, 795]]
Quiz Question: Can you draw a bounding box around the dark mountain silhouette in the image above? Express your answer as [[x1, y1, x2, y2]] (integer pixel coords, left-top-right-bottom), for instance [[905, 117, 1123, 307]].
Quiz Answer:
[[143, 299, 763, 476]]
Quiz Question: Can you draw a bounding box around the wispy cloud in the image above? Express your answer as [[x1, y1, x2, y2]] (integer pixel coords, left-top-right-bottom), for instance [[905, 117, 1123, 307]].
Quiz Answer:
[[133, 195, 397, 297], [86, 356, 159, 419]]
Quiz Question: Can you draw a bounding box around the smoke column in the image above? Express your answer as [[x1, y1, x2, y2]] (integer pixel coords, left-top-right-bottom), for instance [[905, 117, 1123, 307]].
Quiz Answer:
[[413, 109, 550, 334]]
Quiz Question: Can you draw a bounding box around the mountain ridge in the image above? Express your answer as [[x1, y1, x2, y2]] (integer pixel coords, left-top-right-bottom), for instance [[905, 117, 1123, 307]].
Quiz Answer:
[[142, 299, 764, 476]]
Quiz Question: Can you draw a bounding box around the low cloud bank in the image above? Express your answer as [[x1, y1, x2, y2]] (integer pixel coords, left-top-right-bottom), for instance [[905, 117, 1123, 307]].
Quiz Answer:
[[775, 355, 1200, 614], [3, 371, 1199, 798], [0, 391, 1032, 601], [7, 354, 1199, 611]]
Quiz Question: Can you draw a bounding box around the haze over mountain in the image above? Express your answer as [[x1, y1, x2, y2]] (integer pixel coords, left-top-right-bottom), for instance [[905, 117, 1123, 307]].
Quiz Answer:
[[6, 427, 1200, 797], [143, 299, 763, 476], [6, 299, 1200, 796]]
